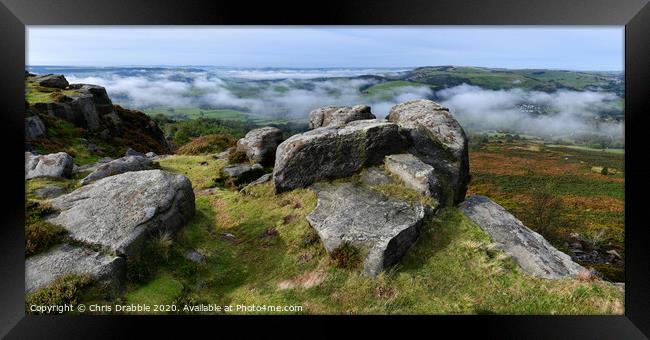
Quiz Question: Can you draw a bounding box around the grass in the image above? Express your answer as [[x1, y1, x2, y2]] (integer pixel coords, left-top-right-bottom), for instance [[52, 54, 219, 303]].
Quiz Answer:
[[116, 154, 623, 314], [177, 133, 236, 155], [157, 155, 227, 190], [26, 274, 94, 314], [468, 139, 624, 281]]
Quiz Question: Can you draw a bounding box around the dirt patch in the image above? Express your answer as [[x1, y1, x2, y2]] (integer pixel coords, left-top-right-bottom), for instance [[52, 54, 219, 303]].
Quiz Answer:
[[277, 270, 325, 290]]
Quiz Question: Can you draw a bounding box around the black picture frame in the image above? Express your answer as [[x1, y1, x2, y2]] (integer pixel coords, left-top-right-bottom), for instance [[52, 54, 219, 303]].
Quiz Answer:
[[1, 0, 648, 338]]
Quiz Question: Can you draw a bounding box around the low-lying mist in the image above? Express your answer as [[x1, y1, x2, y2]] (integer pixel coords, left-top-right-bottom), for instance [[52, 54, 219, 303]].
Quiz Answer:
[[64, 68, 623, 140]]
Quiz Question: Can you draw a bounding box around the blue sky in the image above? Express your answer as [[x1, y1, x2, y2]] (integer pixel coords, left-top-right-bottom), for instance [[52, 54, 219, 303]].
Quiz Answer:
[[27, 26, 623, 71]]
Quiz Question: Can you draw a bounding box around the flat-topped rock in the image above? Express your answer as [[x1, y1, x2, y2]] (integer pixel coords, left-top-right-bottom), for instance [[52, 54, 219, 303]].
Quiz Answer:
[[25, 243, 125, 295], [459, 195, 585, 279], [236, 127, 283, 165], [273, 119, 406, 193], [384, 153, 441, 200], [80, 155, 154, 185], [49, 170, 195, 257], [307, 182, 425, 276], [308, 105, 376, 129], [360, 166, 394, 186], [25, 152, 73, 180], [387, 99, 469, 204]]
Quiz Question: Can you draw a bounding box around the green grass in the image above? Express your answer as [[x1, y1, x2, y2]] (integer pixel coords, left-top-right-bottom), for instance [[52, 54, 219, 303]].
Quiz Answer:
[[157, 155, 227, 190], [126, 272, 184, 307], [118, 155, 623, 314]]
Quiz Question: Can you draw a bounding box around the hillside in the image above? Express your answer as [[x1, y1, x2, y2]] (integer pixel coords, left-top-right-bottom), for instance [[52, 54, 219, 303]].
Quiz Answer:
[[24, 81, 624, 315]]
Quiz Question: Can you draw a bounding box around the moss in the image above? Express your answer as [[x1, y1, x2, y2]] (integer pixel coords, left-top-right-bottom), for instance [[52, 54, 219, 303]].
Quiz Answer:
[[25, 222, 67, 257], [330, 242, 363, 270]]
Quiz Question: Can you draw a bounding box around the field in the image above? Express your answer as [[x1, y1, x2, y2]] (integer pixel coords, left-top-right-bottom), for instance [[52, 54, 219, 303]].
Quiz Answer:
[[467, 137, 625, 281]]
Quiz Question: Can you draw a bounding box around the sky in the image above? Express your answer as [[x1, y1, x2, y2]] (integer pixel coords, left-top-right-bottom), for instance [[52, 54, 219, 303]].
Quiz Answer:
[[27, 26, 623, 71]]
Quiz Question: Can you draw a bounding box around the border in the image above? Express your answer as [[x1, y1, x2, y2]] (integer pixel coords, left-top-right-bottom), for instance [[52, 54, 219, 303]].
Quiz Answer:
[[0, 0, 648, 338]]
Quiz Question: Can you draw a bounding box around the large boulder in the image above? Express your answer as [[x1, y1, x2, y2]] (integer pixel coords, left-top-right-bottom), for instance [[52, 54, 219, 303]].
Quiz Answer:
[[25, 152, 73, 180], [49, 170, 195, 256], [79, 156, 154, 185], [25, 115, 46, 140], [384, 153, 442, 200], [387, 99, 470, 205], [32, 83, 121, 131], [459, 196, 585, 279], [25, 243, 125, 295], [236, 127, 283, 165], [33, 74, 69, 89], [307, 183, 425, 276], [308, 105, 376, 129], [273, 119, 406, 193]]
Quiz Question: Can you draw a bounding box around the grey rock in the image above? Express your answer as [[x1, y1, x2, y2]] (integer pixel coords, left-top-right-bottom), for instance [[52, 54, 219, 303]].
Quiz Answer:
[[25, 152, 73, 179], [184, 250, 204, 263], [384, 153, 441, 199], [33, 185, 66, 199], [223, 163, 265, 186], [213, 147, 233, 160], [360, 166, 393, 186], [387, 99, 470, 204], [459, 196, 585, 279], [308, 105, 375, 129], [73, 157, 114, 174], [32, 84, 120, 131], [145, 152, 157, 158], [49, 170, 195, 257], [273, 119, 406, 193], [125, 147, 145, 157], [240, 173, 273, 192], [25, 243, 125, 295], [33, 74, 69, 89], [236, 127, 283, 165], [80, 156, 153, 185], [307, 182, 425, 277], [25, 115, 46, 140]]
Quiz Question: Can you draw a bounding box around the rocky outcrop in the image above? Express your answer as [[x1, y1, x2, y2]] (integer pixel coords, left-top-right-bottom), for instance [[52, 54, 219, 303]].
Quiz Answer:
[[25, 152, 73, 180], [33, 74, 69, 89], [49, 170, 195, 257], [307, 182, 425, 276], [384, 153, 441, 199], [33, 84, 121, 131], [236, 127, 283, 165], [79, 156, 154, 185], [360, 167, 394, 186], [308, 105, 376, 129], [73, 157, 113, 174], [25, 116, 46, 140], [25, 243, 125, 295], [459, 196, 584, 279], [387, 99, 469, 204], [273, 120, 405, 192]]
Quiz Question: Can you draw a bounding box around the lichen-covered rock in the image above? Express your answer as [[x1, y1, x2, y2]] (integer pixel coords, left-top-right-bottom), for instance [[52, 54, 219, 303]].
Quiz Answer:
[[360, 166, 393, 186], [33, 74, 69, 89], [307, 182, 425, 276], [273, 119, 406, 192], [459, 195, 585, 279], [236, 127, 283, 165], [308, 105, 376, 129], [25, 152, 73, 180], [79, 156, 154, 185], [25, 115, 46, 140], [384, 153, 441, 200], [25, 243, 125, 295], [387, 99, 469, 204], [49, 170, 195, 257]]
